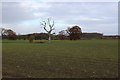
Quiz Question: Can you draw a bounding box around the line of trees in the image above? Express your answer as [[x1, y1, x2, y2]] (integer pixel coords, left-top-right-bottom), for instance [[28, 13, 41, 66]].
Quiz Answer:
[[1, 27, 119, 41], [0, 25, 82, 41], [1, 18, 119, 41]]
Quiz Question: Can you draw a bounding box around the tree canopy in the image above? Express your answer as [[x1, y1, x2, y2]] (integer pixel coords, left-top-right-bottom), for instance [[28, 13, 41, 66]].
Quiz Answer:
[[67, 25, 82, 40]]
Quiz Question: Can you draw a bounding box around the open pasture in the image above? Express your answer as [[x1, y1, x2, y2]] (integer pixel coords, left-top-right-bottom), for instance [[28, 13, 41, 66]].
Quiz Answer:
[[2, 40, 118, 78]]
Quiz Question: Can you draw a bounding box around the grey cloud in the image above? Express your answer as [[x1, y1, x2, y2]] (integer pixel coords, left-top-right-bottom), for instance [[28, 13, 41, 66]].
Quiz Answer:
[[1, 2, 118, 35], [43, 2, 118, 25], [2, 2, 37, 24], [2, 2, 51, 24]]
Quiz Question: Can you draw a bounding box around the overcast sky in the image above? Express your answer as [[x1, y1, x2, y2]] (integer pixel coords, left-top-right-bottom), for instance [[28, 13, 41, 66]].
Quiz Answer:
[[0, 1, 118, 35]]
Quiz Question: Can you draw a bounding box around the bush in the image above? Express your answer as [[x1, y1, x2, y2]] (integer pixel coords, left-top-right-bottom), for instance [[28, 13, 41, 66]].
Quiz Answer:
[[28, 35, 35, 43]]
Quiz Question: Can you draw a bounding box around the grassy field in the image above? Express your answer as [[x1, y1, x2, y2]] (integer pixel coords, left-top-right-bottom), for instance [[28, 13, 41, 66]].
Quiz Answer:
[[2, 40, 118, 78]]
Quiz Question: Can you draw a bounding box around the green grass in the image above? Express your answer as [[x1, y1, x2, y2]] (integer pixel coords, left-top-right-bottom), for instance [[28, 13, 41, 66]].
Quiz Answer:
[[2, 40, 118, 78]]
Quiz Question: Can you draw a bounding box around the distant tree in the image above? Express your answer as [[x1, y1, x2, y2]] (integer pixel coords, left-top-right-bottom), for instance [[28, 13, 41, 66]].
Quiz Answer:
[[28, 35, 35, 43], [0, 28, 17, 40], [34, 33, 48, 40], [59, 30, 66, 36], [67, 25, 82, 40], [40, 18, 55, 43], [0, 28, 7, 39], [1, 28, 8, 36], [7, 29, 17, 40], [58, 30, 69, 40]]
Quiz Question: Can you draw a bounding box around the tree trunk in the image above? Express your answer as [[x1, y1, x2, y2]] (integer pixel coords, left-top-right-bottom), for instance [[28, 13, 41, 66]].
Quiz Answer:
[[48, 33, 51, 43]]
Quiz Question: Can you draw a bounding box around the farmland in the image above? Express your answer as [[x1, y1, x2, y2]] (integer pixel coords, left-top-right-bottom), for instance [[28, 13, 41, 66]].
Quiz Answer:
[[2, 40, 118, 78]]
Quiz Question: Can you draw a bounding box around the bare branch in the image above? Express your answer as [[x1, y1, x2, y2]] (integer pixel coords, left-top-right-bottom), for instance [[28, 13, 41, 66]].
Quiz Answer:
[[41, 21, 49, 32], [40, 18, 54, 34], [44, 27, 49, 33], [48, 18, 54, 29], [47, 18, 50, 27], [51, 28, 55, 31], [51, 21, 54, 28]]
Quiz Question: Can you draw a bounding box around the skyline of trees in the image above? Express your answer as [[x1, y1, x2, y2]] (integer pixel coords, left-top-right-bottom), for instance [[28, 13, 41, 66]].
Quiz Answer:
[[0, 25, 119, 40]]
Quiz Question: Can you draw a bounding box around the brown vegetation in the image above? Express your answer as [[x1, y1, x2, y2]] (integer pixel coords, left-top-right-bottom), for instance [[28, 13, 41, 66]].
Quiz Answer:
[[34, 41, 46, 43]]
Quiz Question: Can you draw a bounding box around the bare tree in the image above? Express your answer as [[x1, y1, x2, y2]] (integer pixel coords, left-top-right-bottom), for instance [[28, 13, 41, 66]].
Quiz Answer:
[[40, 18, 55, 43]]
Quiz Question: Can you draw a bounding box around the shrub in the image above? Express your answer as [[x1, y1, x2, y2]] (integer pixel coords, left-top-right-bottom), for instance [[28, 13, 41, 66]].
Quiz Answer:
[[28, 35, 35, 43]]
